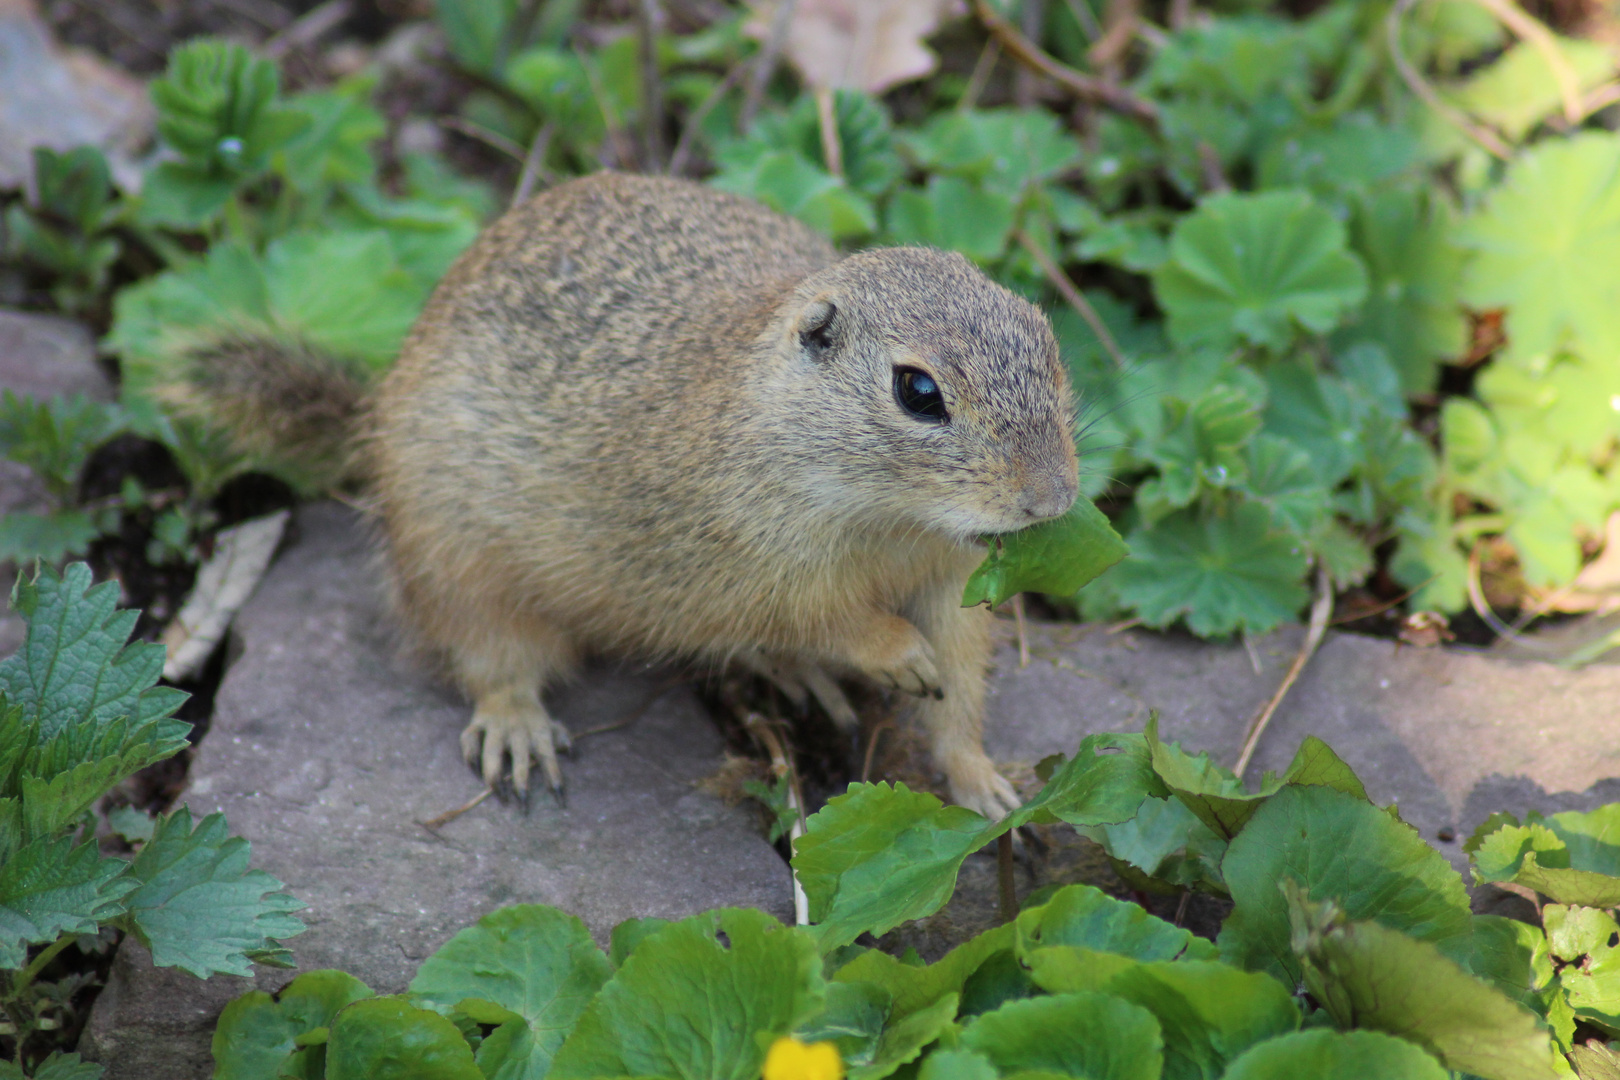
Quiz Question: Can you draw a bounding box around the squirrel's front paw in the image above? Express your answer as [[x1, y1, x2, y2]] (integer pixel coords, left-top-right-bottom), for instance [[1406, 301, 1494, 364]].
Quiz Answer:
[[848, 615, 943, 699], [460, 701, 571, 809], [943, 751, 1021, 821]]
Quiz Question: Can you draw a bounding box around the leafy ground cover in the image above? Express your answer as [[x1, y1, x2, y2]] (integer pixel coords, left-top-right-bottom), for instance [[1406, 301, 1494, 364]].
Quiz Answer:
[[199, 716, 1620, 1080], [0, 564, 301, 1072]]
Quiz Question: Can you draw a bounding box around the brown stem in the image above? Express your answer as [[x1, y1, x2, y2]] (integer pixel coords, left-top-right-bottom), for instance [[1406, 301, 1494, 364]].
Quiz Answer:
[[1017, 228, 1127, 370], [1385, 0, 1513, 160], [1015, 0, 1049, 106], [958, 37, 1003, 112], [974, 0, 1159, 124], [741, 0, 799, 132], [997, 831, 1019, 922], [637, 0, 667, 172], [511, 122, 555, 207], [1232, 566, 1333, 778], [668, 61, 748, 177], [815, 88, 843, 176]]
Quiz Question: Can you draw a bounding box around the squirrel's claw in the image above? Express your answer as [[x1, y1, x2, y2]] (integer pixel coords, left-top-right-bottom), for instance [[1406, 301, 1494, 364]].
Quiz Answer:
[[945, 752, 1022, 822], [461, 704, 569, 811]]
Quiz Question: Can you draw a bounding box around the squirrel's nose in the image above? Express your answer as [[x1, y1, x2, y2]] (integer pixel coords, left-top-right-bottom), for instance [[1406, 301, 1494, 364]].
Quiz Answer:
[[1021, 468, 1079, 521]]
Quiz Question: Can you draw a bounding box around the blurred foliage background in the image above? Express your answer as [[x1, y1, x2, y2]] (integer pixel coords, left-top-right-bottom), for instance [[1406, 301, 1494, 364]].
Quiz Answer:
[[6, 0, 1620, 647]]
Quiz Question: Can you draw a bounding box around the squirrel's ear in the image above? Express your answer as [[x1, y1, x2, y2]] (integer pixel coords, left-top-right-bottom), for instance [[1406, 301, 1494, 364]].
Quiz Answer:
[[797, 299, 837, 360]]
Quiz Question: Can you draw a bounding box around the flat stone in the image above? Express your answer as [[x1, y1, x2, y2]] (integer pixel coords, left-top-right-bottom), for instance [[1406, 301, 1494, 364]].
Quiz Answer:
[[0, 309, 111, 404], [0, 0, 152, 191], [80, 503, 793, 1080], [984, 620, 1620, 873]]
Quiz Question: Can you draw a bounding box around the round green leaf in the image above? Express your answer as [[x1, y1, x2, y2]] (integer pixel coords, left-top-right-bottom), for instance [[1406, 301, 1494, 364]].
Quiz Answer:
[[1459, 132, 1620, 364], [408, 904, 611, 1080], [1153, 190, 1368, 352], [212, 970, 374, 1080], [1221, 1029, 1448, 1080], [549, 908, 823, 1080], [326, 997, 482, 1080], [1112, 502, 1310, 638], [960, 991, 1163, 1080]]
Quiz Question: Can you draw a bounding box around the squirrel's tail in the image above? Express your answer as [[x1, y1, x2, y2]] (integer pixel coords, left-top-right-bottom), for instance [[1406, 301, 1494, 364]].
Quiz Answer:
[[164, 336, 372, 491]]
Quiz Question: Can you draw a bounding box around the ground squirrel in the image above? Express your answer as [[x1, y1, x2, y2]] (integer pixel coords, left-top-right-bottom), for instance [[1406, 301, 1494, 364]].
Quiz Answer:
[[196, 171, 1081, 820]]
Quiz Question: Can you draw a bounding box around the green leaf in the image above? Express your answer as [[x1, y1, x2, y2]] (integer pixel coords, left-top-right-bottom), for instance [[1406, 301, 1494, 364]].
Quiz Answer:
[[1112, 503, 1310, 638], [0, 562, 190, 851], [1015, 731, 1166, 830], [1146, 721, 1366, 842], [17, 1054, 104, 1080], [918, 1049, 998, 1080], [1240, 435, 1328, 537], [1459, 132, 1620, 364], [796, 980, 891, 1066], [1471, 817, 1620, 908], [794, 782, 990, 952], [408, 905, 611, 1080], [1221, 1029, 1448, 1079], [212, 970, 374, 1080], [277, 87, 387, 193], [549, 908, 823, 1080], [0, 836, 134, 968], [1106, 960, 1300, 1080], [901, 109, 1083, 197], [0, 391, 135, 498], [1339, 187, 1466, 394], [608, 916, 670, 969], [851, 992, 959, 1080], [886, 177, 1017, 263], [833, 924, 1015, 1022], [959, 991, 1163, 1080], [436, 0, 518, 74], [1570, 1043, 1620, 1080], [326, 996, 483, 1080], [1153, 190, 1368, 352], [1288, 887, 1562, 1080], [149, 39, 307, 179], [1016, 884, 1215, 970], [1218, 785, 1472, 986], [1541, 906, 1620, 1036], [121, 806, 305, 977], [962, 498, 1129, 607], [1468, 915, 1571, 1048], [0, 512, 102, 563], [1444, 37, 1616, 143], [28, 146, 114, 231], [1077, 794, 1228, 893], [137, 162, 237, 228]]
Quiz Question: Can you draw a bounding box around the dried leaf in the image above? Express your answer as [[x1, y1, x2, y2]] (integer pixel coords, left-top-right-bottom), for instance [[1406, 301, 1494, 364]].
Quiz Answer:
[[161, 509, 288, 681], [747, 0, 967, 95]]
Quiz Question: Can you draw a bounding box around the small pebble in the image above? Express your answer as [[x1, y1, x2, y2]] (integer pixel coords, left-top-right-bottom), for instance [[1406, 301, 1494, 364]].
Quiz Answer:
[[1437, 826, 1457, 842]]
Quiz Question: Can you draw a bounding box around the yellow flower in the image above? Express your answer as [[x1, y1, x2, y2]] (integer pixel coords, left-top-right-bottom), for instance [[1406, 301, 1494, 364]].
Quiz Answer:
[[763, 1036, 843, 1080]]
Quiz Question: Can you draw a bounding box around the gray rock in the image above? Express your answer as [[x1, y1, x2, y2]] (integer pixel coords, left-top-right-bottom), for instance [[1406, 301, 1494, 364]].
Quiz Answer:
[[983, 620, 1620, 873], [80, 503, 793, 1079], [0, 0, 152, 192], [0, 309, 111, 404]]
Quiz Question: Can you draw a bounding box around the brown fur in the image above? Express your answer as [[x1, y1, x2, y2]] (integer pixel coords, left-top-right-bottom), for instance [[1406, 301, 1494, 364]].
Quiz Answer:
[[237, 171, 1080, 816], [366, 172, 1079, 815]]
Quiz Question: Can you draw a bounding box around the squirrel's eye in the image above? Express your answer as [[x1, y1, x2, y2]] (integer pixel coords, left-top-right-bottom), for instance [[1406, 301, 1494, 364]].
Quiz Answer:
[[894, 367, 949, 423]]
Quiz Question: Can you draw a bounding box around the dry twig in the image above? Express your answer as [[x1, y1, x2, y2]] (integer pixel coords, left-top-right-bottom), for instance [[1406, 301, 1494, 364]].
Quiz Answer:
[[1232, 566, 1333, 778], [265, 0, 353, 58], [637, 0, 667, 171], [1017, 229, 1127, 369], [815, 87, 844, 176], [1470, 0, 1583, 125], [1012, 594, 1032, 668], [973, 0, 1160, 124], [742, 0, 800, 131], [1385, 0, 1514, 160], [958, 37, 1003, 111], [669, 61, 749, 177], [511, 122, 555, 207], [746, 715, 810, 925]]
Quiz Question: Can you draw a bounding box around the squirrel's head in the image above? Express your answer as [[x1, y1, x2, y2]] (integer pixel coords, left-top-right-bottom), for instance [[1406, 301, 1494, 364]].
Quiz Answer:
[[758, 247, 1080, 541]]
